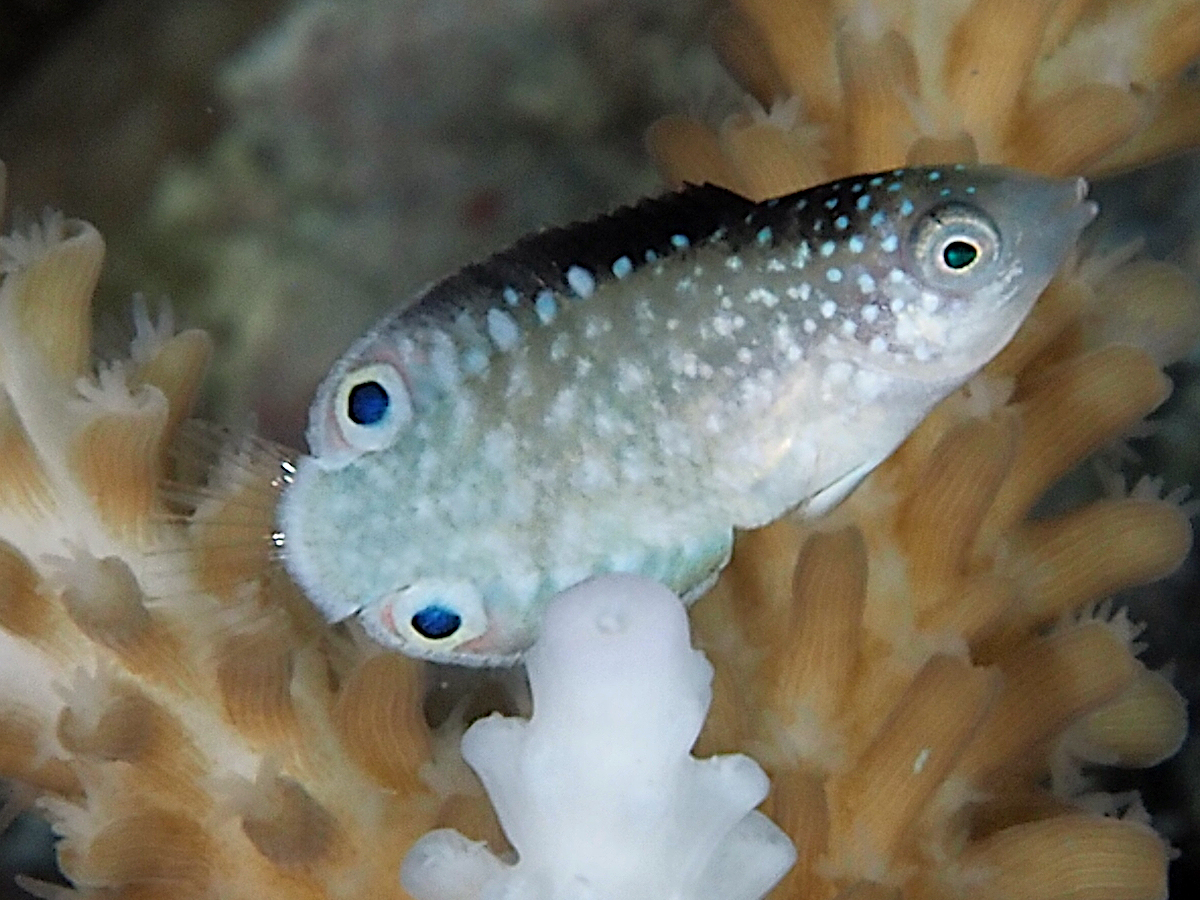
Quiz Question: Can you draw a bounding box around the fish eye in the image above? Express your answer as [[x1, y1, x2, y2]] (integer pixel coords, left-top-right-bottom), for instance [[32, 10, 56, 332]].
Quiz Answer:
[[366, 579, 489, 660], [348, 380, 390, 425], [411, 605, 462, 639], [334, 362, 413, 452], [942, 239, 979, 270], [911, 202, 1000, 284]]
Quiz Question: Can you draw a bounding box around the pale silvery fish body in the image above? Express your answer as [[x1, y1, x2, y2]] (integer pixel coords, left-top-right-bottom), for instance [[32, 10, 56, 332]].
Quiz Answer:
[[278, 164, 1096, 665]]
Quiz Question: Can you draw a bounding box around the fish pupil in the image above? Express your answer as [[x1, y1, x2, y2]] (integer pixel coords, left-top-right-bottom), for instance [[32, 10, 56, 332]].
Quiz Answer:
[[348, 380, 390, 425], [411, 605, 462, 640], [943, 240, 978, 270]]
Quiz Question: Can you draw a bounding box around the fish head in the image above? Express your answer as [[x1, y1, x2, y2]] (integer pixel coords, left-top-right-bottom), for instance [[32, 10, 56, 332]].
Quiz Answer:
[[811, 165, 1097, 383]]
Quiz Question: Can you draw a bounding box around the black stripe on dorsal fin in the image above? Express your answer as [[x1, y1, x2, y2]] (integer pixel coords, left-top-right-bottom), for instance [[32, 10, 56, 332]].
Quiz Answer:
[[417, 183, 760, 314]]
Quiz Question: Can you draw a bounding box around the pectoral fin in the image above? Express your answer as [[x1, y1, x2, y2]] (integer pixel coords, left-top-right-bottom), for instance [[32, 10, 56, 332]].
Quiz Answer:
[[797, 459, 877, 518]]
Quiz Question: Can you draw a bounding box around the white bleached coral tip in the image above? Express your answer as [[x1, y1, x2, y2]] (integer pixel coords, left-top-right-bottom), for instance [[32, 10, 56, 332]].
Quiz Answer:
[[400, 573, 796, 900]]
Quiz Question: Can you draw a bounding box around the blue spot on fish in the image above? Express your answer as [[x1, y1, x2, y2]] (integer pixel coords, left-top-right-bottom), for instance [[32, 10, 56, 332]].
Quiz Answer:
[[535, 290, 557, 324], [567, 265, 595, 298]]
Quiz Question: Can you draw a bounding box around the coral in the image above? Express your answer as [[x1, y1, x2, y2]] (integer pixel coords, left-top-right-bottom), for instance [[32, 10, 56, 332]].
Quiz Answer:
[[1, 1, 1199, 900], [0, 159, 437, 897], [644, 1, 1200, 898], [401, 574, 796, 900], [649, 0, 1200, 199]]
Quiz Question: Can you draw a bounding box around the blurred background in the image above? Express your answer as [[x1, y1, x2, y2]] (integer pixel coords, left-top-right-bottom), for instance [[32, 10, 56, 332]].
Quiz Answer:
[[1, 0, 1198, 895]]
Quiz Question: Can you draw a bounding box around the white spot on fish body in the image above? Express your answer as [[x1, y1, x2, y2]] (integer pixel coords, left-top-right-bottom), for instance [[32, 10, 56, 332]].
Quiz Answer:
[[617, 445, 651, 483], [505, 359, 534, 400], [841, 318, 858, 337], [803, 317, 817, 333], [773, 322, 801, 360], [671, 234, 690, 248], [881, 234, 899, 252], [861, 303, 879, 323], [635, 298, 655, 322], [545, 388, 577, 428], [616, 359, 646, 391], [571, 455, 616, 493], [856, 195, 871, 210], [482, 427, 517, 470], [857, 272, 877, 294], [820, 241, 836, 257], [757, 226, 773, 244], [567, 265, 595, 298], [502, 286, 520, 306], [429, 332, 460, 387], [826, 268, 844, 283], [712, 312, 738, 337], [550, 332, 570, 361], [835, 215, 849, 230], [584, 316, 611, 339], [848, 235, 865, 253], [767, 258, 787, 273], [854, 368, 888, 401], [823, 360, 854, 394], [487, 308, 521, 351], [747, 287, 780, 307], [870, 335, 888, 353], [737, 347, 753, 364], [900, 199, 915, 216], [820, 299, 837, 318], [575, 356, 593, 377], [463, 347, 489, 374], [870, 211, 886, 228], [921, 292, 941, 313], [726, 255, 744, 271], [612, 255, 633, 278]]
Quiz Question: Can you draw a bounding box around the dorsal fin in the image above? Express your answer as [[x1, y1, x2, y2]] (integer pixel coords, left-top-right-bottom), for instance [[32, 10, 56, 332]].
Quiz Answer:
[[417, 184, 758, 315]]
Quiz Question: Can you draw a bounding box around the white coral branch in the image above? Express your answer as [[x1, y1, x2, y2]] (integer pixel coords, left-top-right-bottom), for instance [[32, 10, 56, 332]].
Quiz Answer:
[[401, 574, 796, 900]]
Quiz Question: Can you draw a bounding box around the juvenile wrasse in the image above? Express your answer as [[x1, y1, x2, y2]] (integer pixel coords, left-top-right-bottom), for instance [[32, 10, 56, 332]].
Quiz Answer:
[[277, 164, 1096, 665]]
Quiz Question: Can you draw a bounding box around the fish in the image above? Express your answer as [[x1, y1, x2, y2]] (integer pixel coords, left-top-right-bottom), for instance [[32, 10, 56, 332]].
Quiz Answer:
[[276, 164, 1097, 665]]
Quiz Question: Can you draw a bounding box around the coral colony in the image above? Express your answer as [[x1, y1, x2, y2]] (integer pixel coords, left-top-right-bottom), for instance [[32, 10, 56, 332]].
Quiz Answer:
[[3, 2, 1200, 899]]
